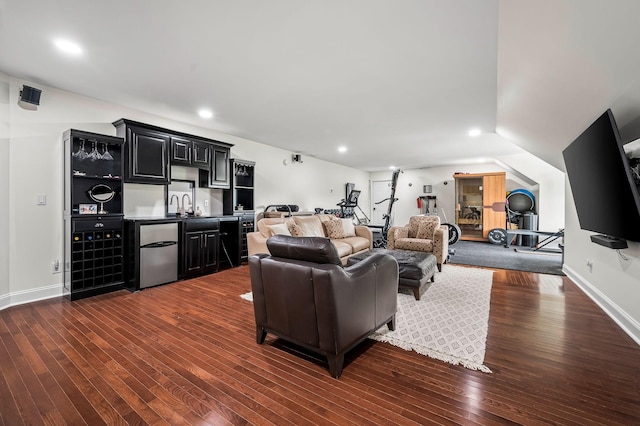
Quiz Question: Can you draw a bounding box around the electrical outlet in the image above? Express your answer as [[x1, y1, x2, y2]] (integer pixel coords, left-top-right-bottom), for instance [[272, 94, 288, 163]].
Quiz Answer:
[[51, 260, 61, 274], [204, 199, 209, 207]]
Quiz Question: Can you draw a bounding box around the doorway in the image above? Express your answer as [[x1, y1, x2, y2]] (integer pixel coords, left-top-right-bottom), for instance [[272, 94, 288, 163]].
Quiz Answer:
[[371, 180, 392, 226]]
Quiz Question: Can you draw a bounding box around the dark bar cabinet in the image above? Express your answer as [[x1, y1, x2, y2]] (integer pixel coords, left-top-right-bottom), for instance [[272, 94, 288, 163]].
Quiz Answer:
[[63, 129, 125, 300]]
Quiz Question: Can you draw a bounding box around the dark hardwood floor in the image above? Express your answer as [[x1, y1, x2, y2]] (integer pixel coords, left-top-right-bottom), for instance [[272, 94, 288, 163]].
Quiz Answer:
[[1, 265, 639, 425]]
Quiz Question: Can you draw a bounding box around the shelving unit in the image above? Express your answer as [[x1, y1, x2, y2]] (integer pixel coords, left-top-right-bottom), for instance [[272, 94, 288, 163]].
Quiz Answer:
[[223, 159, 255, 264], [224, 159, 255, 214], [63, 129, 125, 300]]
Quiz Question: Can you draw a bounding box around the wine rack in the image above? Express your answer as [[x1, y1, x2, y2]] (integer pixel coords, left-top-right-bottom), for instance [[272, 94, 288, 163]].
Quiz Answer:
[[71, 227, 123, 293], [64, 129, 125, 300], [240, 213, 254, 263]]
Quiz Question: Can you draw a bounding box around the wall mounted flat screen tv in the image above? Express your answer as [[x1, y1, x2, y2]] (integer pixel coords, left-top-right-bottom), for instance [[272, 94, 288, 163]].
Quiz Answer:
[[562, 109, 640, 248]]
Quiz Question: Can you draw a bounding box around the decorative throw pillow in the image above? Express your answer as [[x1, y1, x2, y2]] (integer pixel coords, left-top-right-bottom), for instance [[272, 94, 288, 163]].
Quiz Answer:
[[288, 223, 304, 237], [324, 219, 346, 239], [268, 223, 292, 236], [416, 221, 434, 239], [294, 216, 325, 237], [341, 218, 356, 237]]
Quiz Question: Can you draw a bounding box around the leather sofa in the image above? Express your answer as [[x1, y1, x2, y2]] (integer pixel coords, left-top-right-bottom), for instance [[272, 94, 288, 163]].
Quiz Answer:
[[249, 235, 398, 378], [247, 214, 373, 265]]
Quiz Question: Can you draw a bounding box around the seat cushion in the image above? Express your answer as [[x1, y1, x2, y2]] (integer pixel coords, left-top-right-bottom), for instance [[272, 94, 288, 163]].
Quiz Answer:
[[330, 240, 354, 258], [340, 236, 371, 253], [394, 238, 434, 252]]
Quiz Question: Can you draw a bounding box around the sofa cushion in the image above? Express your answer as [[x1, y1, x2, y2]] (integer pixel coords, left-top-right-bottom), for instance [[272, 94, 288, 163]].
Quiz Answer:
[[268, 223, 291, 236], [257, 218, 285, 237], [341, 219, 356, 237], [288, 223, 304, 237], [294, 216, 325, 237], [330, 240, 354, 258], [340, 236, 371, 253], [267, 235, 342, 265], [324, 219, 345, 239]]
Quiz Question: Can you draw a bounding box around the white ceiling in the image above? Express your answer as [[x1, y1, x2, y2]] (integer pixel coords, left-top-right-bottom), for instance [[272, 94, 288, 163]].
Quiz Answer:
[[3, 0, 640, 171]]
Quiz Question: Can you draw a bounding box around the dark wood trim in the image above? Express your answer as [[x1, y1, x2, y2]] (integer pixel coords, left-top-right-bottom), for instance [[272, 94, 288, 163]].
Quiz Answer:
[[1, 266, 639, 424]]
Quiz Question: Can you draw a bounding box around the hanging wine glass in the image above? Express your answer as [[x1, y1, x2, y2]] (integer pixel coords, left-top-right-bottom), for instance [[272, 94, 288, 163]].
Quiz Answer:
[[101, 142, 114, 161], [73, 139, 88, 160], [87, 140, 101, 161]]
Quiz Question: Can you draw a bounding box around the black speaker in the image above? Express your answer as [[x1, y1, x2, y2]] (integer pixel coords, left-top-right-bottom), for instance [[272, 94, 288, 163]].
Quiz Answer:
[[20, 86, 42, 105]]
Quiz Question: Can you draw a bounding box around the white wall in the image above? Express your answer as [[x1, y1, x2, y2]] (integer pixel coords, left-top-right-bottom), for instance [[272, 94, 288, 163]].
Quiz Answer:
[[497, 152, 565, 231], [0, 73, 9, 307], [563, 179, 640, 344], [1, 75, 369, 308]]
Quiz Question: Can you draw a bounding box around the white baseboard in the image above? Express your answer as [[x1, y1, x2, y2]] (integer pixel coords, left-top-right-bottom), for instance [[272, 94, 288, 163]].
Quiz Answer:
[[0, 284, 63, 311], [563, 265, 640, 346]]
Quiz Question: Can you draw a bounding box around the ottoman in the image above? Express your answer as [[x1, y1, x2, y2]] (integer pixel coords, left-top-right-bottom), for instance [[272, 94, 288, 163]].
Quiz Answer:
[[347, 249, 437, 300]]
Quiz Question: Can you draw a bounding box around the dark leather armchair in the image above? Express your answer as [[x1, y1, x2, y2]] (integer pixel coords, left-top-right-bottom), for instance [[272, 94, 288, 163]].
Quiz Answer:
[[249, 235, 398, 378]]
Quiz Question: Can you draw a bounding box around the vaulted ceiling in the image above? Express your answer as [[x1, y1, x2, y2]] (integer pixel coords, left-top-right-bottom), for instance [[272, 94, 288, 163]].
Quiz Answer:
[[3, 0, 640, 171]]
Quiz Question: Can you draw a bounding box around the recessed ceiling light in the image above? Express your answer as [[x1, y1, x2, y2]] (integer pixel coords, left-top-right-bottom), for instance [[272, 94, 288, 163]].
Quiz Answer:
[[54, 39, 82, 55], [468, 128, 481, 137], [198, 109, 214, 119], [389, 166, 396, 170], [338, 146, 347, 153]]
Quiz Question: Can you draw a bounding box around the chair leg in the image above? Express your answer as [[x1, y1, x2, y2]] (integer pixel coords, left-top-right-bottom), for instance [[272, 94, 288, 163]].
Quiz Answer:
[[327, 353, 345, 378], [412, 288, 421, 300], [437, 263, 442, 272], [387, 314, 396, 331], [256, 327, 267, 344]]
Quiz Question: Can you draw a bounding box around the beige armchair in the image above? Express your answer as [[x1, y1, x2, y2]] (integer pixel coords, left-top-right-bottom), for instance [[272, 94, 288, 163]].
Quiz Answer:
[[387, 215, 449, 271]]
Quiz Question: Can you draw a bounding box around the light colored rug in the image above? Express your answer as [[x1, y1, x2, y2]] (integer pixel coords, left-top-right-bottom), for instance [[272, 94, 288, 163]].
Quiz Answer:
[[240, 265, 493, 373], [372, 265, 493, 373]]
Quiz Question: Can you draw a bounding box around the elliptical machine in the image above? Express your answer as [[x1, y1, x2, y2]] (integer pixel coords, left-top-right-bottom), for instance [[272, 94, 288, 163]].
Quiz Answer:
[[336, 189, 370, 225]]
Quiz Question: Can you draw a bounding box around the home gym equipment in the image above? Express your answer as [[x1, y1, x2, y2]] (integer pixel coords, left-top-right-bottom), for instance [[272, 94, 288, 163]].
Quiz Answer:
[[372, 169, 402, 248], [505, 189, 539, 246], [337, 189, 370, 225]]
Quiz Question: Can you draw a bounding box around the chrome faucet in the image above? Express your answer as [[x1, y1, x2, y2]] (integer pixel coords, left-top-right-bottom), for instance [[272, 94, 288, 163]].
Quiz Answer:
[[170, 194, 183, 216], [182, 194, 192, 216]]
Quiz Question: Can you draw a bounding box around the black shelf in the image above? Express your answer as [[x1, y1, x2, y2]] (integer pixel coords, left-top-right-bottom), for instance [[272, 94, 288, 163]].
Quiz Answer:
[[64, 129, 125, 301]]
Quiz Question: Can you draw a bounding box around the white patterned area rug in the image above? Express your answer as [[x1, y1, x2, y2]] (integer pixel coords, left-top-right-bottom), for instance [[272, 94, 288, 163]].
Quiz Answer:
[[239, 265, 493, 373], [373, 265, 493, 373]]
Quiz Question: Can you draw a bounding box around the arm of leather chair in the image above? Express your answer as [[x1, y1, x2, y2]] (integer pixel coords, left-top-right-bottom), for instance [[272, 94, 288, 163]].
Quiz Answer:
[[247, 231, 269, 257], [386, 226, 407, 250], [313, 253, 398, 353], [248, 254, 271, 342]]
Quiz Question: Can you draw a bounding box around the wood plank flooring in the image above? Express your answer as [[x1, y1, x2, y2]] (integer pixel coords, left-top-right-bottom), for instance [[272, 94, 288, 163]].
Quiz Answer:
[[1, 265, 639, 425]]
